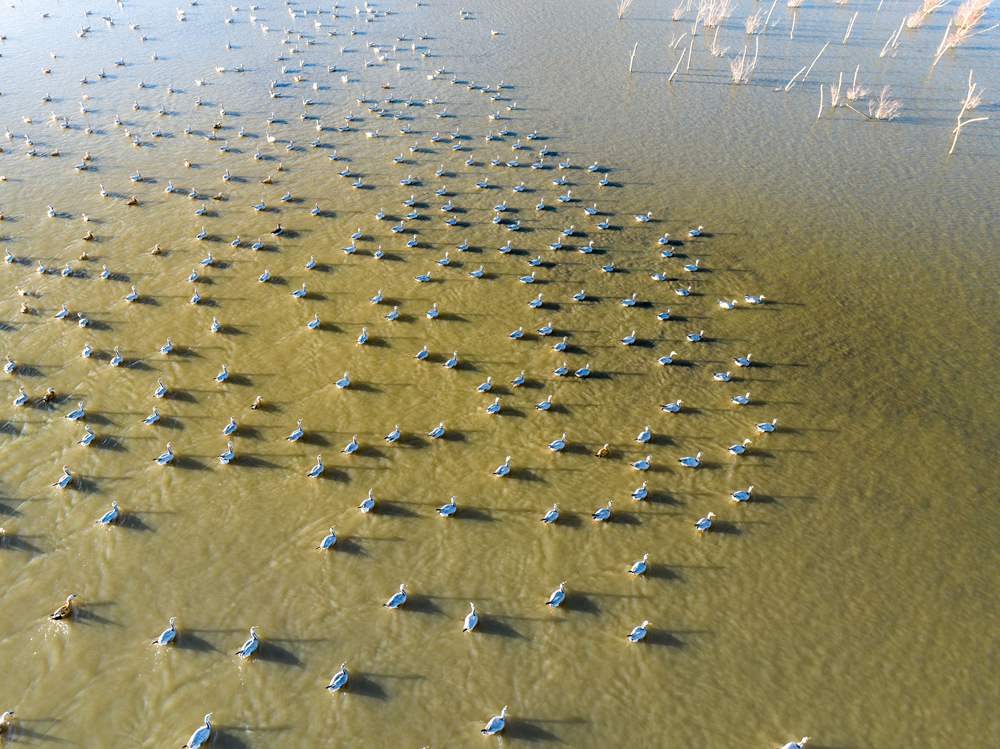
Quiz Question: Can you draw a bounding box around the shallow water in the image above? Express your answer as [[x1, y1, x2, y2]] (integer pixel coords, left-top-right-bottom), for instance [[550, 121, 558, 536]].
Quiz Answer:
[[0, 1, 998, 747]]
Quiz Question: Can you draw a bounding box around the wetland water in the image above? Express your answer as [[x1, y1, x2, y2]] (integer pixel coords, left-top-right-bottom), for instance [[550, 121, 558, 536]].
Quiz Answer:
[[0, 1, 997, 747]]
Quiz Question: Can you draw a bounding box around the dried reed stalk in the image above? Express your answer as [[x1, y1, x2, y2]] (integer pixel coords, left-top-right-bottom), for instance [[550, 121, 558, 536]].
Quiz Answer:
[[949, 69, 989, 153], [905, 0, 949, 28], [932, 0, 998, 66], [843, 11, 858, 43], [868, 85, 902, 120], [617, 0, 636, 20]]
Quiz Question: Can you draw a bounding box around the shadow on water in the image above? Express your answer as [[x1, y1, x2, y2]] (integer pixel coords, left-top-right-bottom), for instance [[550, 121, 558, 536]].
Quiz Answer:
[[348, 673, 389, 700], [506, 716, 590, 742], [404, 595, 444, 615], [6, 719, 73, 744], [477, 616, 526, 639], [119, 513, 154, 532], [562, 595, 600, 616], [1, 532, 44, 554], [374, 501, 418, 518], [175, 630, 221, 653], [257, 640, 304, 667]]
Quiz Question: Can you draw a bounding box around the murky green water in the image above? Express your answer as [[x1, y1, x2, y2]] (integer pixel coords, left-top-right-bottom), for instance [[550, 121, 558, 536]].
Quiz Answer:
[[0, 1, 997, 747]]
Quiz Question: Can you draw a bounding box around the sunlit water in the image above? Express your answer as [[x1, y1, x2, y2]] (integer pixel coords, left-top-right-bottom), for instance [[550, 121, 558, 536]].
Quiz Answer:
[[0, 1, 997, 747]]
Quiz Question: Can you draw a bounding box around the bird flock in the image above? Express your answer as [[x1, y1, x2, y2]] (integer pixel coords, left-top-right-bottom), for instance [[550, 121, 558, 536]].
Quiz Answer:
[[0, 1, 803, 746]]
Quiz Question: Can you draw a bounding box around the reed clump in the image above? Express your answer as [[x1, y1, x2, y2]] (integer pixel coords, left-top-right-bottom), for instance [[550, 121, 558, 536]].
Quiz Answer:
[[905, 0, 949, 28], [616, 0, 636, 20], [698, 0, 735, 28], [933, 0, 998, 65], [868, 85, 903, 120], [729, 41, 759, 84]]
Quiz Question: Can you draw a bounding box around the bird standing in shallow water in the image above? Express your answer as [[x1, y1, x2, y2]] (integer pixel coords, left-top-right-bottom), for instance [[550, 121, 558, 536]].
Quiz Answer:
[[385, 584, 408, 609], [317, 527, 337, 550], [49, 594, 78, 620], [327, 663, 349, 692], [627, 620, 650, 642], [463, 602, 479, 632], [234, 627, 260, 659], [182, 713, 213, 749], [628, 553, 649, 576], [153, 617, 177, 646], [481, 706, 508, 735]]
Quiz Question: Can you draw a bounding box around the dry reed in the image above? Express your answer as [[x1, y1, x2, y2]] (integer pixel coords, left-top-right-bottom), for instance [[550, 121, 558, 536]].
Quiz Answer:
[[843, 11, 858, 44], [933, 0, 998, 66], [949, 69, 989, 153], [616, 0, 636, 20], [905, 0, 950, 28], [697, 0, 734, 28], [830, 71, 844, 107], [845, 65, 868, 101], [746, 9, 764, 34], [868, 85, 903, 120], [729, 42, 758, 84]]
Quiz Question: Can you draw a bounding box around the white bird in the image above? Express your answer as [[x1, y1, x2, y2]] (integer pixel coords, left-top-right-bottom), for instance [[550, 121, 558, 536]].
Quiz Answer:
[[728, 439, 752, 456], [592, 500, 613, 522], [182, 713, 213, 749], [636, 425, 652, 443], [756, 418, 778, 434], [631, 482, 648, 501], [438, 496, 458, 517], [628, 553, 649, 576], [317, 527, 337, 550], [481, 706, 508, 736], [155, 443, 175, 466], [96, 501, 121, 525], [307, 455, 324, 478], [627, 620, 650, 642], [327, 663, 349, 692], [541, 504, 560, 524], [234, 627, 260, 658], [463, 602, 479, 632], [695, 512, 717, 534], [545, 582, 567, 607], [731, 392, 751, 406], [359, 489, 376, 513], [678, 452, 703, 468], [342, 435, 359, 455], [153, 617, 178, 646], [494, 456, 512, 477], [731, 485, 754, 503], [777, 739, 810, 749], [384, 583, 408, 609], [661, 400, 683, 414], [631, 455, 652, 471]]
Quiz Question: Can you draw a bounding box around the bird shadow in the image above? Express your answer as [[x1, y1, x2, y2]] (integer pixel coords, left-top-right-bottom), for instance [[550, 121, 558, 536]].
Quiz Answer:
[[477, 616, 526, 639], [348, 674, 389, 700], [375, 502, 419, 518], [404, 595, 444, 615], [646, 564, 680, 582], [175, 631, 221, 653], [257, 640, 304, 667], [505, 719, 565, 742], [562, 595, 600, 616], [119, 513, 153, 532]]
